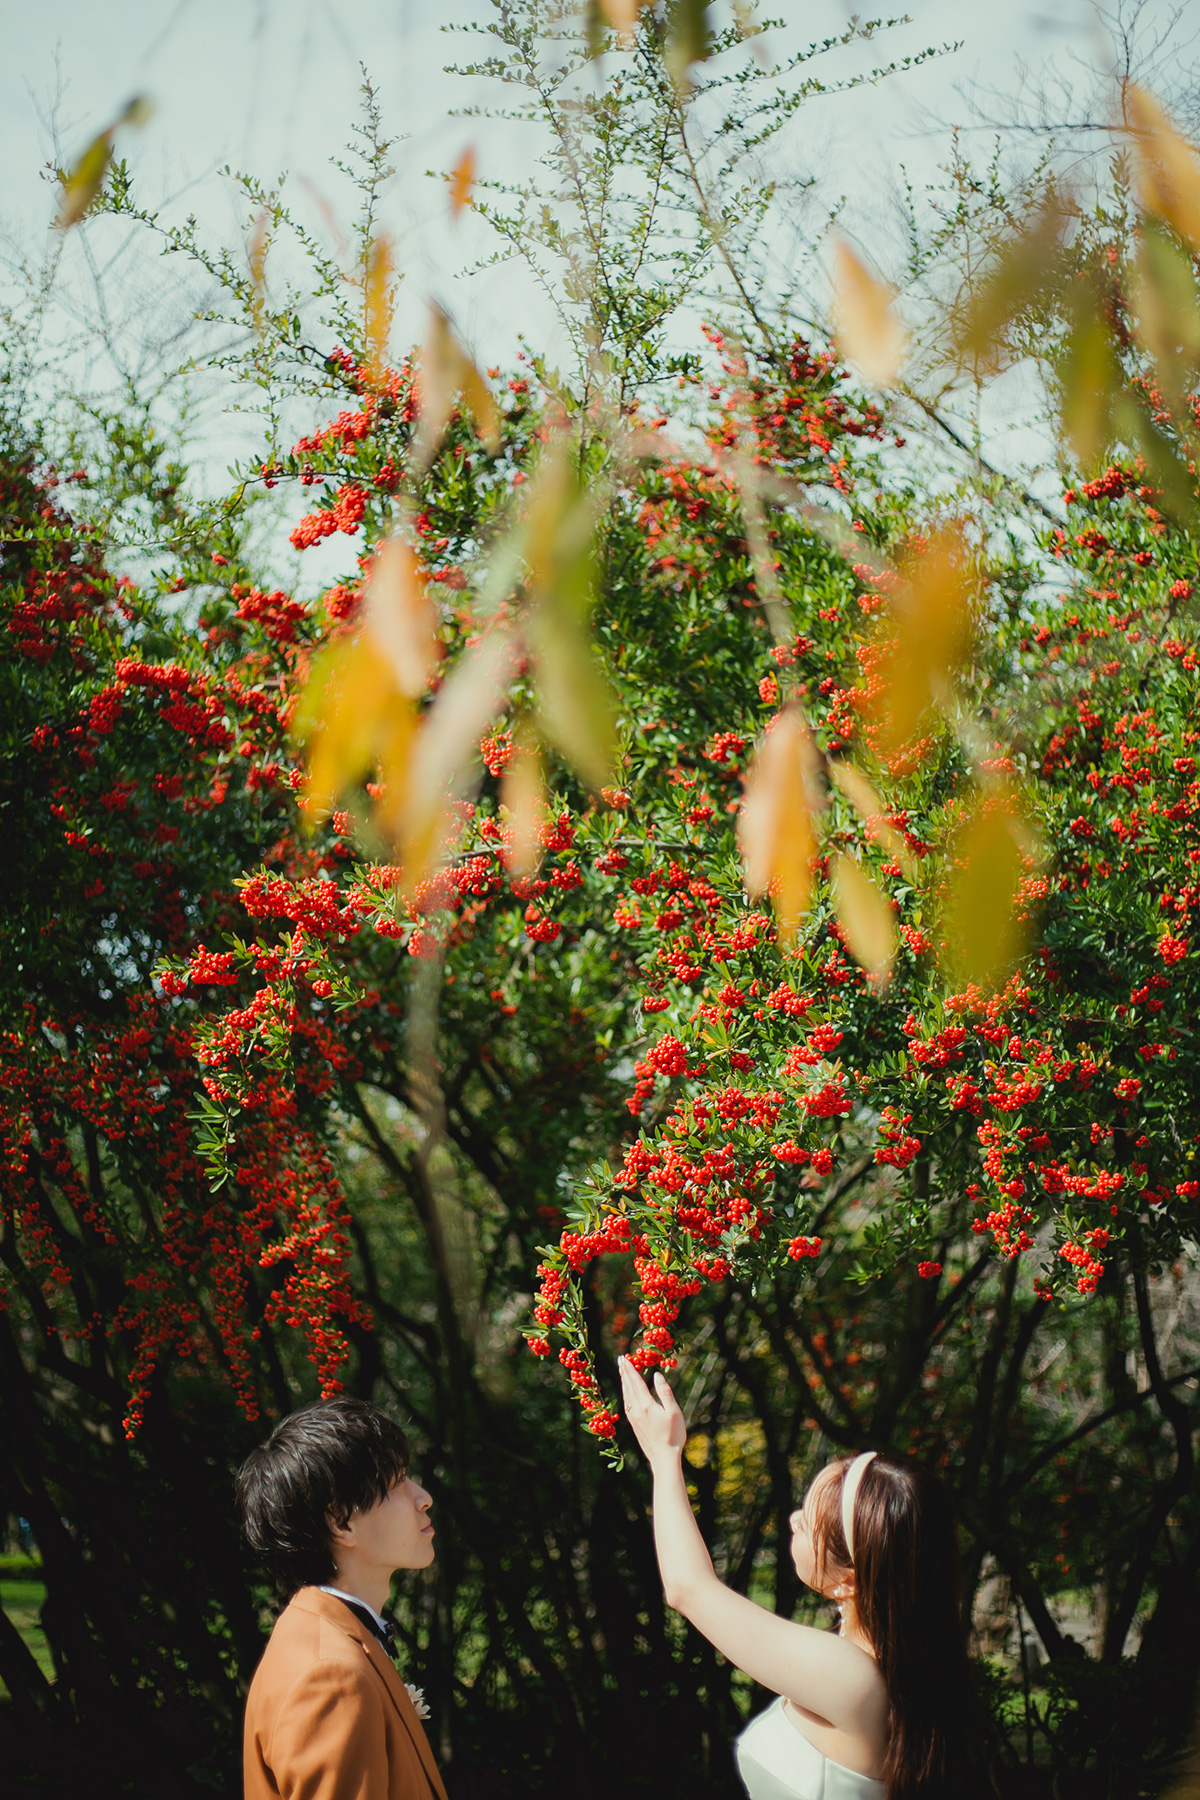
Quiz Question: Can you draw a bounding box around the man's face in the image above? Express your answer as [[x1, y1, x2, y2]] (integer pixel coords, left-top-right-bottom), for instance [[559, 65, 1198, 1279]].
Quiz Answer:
[[334, 1475, 435, 1576]]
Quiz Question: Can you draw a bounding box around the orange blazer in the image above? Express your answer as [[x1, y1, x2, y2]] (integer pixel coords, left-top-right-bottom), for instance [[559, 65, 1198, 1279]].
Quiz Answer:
[[243, 1587, 449, 1800]]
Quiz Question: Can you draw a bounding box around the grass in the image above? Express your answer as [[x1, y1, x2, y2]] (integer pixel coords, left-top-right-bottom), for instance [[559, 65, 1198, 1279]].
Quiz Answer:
[[0, 1556, 41, 1580], [0, 1574, 54, 1692]]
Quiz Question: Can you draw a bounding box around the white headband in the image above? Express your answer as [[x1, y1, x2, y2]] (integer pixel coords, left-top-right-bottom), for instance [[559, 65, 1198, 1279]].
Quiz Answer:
[[841, 1451, 877, 1562]]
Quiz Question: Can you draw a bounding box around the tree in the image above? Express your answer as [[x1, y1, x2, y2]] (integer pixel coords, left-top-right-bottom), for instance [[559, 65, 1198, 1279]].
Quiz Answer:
[[6, 7, 1200, 1795]]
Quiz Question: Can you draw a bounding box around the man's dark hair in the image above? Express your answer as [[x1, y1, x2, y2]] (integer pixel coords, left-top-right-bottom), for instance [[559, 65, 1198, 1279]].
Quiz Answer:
[[236, 1397, 410, 1596]]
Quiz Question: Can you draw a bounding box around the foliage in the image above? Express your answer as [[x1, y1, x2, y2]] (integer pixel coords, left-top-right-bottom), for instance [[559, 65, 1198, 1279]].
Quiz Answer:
[[446, 2, 951, 401], [0, 440, 304, 1786], [5, 10, 1200, 1799]]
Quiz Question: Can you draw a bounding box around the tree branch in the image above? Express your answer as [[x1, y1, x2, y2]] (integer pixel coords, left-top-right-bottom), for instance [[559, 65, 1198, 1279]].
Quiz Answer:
[[900, 386, 1062, 524]]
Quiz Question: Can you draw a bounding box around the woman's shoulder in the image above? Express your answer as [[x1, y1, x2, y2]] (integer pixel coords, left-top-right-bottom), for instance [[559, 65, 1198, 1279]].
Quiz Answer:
[[737, 1697, 887, 1797], [782, 1618, 888, 1727]]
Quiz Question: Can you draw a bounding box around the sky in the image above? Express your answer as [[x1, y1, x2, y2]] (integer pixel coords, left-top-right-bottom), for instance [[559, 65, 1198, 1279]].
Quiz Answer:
[[3, 0, 1114, 341], [0, 0, 1171, 537]]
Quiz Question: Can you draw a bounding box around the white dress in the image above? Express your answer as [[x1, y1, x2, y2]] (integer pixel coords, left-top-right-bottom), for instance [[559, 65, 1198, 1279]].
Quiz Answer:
[[736, 1697, 887, 1800]]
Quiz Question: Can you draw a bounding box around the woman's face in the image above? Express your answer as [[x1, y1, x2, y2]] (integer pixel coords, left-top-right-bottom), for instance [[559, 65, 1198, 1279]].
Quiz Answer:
[[789, 1464, 844, 1596]]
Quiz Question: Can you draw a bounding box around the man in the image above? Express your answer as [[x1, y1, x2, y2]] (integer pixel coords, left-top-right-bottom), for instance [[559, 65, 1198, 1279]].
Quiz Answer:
[[236, 1396, 447, 1800]]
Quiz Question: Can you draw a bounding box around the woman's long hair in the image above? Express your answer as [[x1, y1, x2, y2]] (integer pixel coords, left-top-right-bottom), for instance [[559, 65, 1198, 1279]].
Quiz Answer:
[[812, 1452, 972, 1800]]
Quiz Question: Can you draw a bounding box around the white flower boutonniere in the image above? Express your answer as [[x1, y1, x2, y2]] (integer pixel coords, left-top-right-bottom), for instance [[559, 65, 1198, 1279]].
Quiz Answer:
[[404, 1682, 431, 1721]]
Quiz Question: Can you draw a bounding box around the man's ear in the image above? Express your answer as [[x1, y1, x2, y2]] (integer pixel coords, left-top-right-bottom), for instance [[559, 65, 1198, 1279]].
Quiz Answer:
[[328, 1511, 357, 1552]]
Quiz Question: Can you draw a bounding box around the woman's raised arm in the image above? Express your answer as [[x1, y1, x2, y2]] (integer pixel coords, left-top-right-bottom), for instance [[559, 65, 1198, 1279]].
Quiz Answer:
[[618, 1359, 882, 1734]]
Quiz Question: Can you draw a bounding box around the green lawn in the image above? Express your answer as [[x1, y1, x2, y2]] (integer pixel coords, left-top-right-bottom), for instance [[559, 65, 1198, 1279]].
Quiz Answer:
[[0, 1571, 54, 1692]]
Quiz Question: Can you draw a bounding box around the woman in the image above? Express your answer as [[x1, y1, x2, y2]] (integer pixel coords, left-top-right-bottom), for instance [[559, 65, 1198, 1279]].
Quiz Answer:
[[618, 1358, 972, 1800]]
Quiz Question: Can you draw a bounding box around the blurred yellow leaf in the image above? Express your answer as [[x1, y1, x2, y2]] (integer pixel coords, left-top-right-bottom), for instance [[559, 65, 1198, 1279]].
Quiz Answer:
[[942, 790, 1031, 991], [296, 613, 511, 880], [298, 177, 347, 259], [363, 235, 394, 392], [413, 309, 459, 468], [525, 438, 596, 607], [831, 239, 908, 388], [1131, 221, 1200, 406], [396, 628, 514, 889], [732, 452, 793, 647], [248, 208, 270, 333], [827, 760, 914, 877], [1116, 392, 1199, 528], [371, 704, 418, 837], [872, 525, 973, 752], [296, 633, 413, 822], [125, 96, 154, 127], [738, 709, 819, 945], [414, 303, 501, 470], [665, 0, 712, 90], [831, 853, 896, 983], [1062, 295, 1120, 467], [460, 360, 501, 457], [450, 147, 476, 217], [367, 537, 441, 698], [501, 733, 546, 878], [955, 196, 1070, 371], [523, 446, 615, 791], [528, 610, 615, 793], [1126, 86, 1200, 252], [597, 0, 654, 35], [57, 95, 152, 228]]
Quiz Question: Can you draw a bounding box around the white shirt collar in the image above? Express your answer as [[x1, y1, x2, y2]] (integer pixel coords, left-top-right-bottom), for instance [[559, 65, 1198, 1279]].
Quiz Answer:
[[319, 1584, 389, 1636]]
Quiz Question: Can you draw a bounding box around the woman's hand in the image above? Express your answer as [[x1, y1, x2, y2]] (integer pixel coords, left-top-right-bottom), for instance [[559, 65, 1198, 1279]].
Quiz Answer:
[[618, 1357, 688, 1467]]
